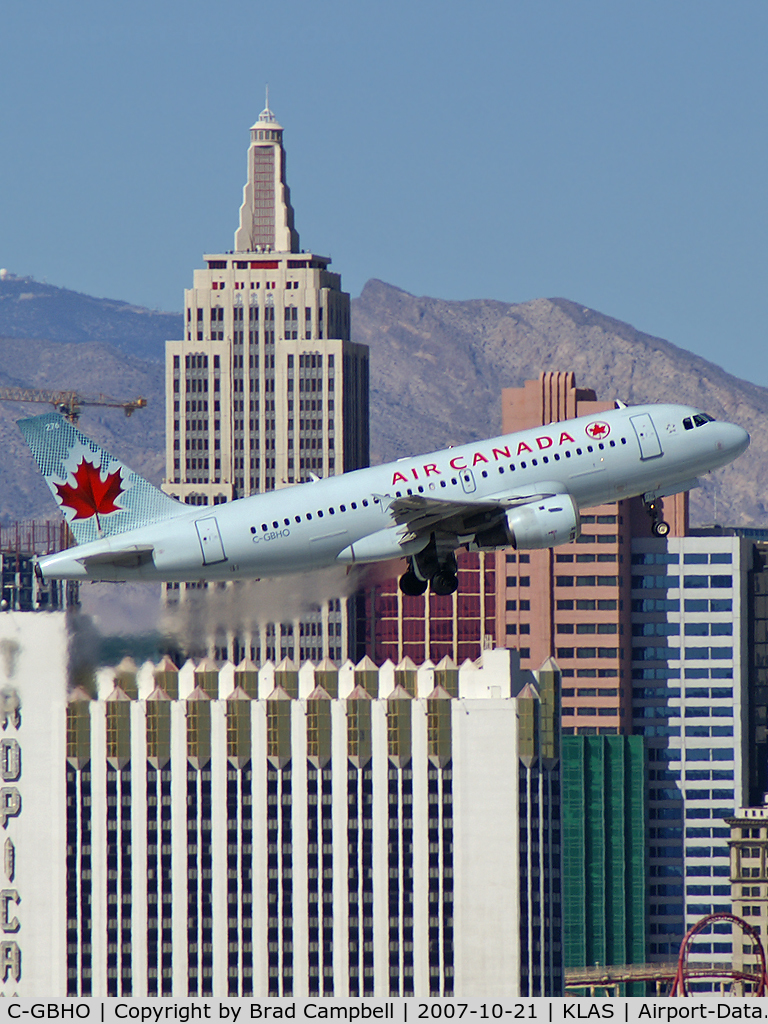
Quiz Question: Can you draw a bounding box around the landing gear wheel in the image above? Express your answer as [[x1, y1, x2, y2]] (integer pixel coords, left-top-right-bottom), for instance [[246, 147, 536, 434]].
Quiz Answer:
[[644, 498, 669, 538], [431, 570, 459, 596], [399, 570, 428, 596]]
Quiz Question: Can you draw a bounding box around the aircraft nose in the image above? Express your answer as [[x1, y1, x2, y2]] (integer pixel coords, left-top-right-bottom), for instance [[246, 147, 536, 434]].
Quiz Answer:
[[719, 422, 750, 458]]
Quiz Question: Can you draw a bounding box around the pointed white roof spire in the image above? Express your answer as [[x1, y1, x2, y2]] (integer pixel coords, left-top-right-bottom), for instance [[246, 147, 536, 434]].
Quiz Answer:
[[238, 91, 297, 252], [252, 84, 282, 130]]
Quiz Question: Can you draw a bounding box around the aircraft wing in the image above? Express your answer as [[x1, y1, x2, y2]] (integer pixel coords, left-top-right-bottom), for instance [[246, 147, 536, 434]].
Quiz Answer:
[[377, 490, 562, 540]]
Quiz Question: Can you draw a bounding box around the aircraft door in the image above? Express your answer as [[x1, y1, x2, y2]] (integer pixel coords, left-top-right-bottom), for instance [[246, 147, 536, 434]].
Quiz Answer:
[[460, 469, 477, 494], [630, 414, 663, 460], [195, 517, 227, 565]]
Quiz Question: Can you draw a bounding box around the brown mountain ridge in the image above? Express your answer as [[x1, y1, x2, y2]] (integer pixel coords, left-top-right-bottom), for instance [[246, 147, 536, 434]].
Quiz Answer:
[[354, 280, 766, 527], [0, 276, 763, 528]]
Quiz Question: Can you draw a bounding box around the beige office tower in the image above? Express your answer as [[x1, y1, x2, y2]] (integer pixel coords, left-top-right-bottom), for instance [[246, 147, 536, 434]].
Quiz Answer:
[[163, 103, 369, 663], [727, 801, 768, 993]]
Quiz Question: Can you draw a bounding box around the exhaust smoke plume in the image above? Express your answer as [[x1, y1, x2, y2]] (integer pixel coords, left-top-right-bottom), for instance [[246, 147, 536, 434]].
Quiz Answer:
[[70, 559, 408, 666], [160, 564, 394, 658]]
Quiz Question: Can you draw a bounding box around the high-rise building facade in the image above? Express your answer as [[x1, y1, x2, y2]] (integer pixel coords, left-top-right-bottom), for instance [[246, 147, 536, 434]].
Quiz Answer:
[[360, 551, 498, 665], [561, 735, 646, 993], [163, 103, 369, 664], [746, 537, 768, 803], [632, 532, 749, 972], [727, 799, 768, 992], [1, 611, 563, 998]]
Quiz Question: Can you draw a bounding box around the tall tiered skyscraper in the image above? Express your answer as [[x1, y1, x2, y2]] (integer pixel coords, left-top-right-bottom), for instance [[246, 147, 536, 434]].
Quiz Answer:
[[163, 103, 369, 663], [164, 102, 368, 504]]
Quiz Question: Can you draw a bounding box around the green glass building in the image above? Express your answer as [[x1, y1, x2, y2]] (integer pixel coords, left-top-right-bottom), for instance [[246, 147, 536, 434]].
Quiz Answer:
[[562, 735, 646, 994]]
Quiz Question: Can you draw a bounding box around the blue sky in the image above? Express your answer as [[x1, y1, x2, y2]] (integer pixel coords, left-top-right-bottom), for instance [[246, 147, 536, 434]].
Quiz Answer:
[[1, 0, 767, 384]]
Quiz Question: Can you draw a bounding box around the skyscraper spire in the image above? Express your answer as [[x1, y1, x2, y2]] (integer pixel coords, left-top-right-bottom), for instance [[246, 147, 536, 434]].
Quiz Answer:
[[260, 84, 276, 123], [234, 95, 298, 253]]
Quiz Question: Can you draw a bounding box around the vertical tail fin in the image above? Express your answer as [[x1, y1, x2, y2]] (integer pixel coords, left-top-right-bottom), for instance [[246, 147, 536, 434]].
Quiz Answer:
[[18, 412, 184, 544]]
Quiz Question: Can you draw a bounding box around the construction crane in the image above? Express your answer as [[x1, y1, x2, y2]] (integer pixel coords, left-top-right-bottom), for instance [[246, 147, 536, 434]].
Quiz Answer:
[[0, 387, 147, 424]]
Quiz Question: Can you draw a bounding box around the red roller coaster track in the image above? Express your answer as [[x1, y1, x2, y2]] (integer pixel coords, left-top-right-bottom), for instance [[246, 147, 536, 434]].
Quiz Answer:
[[564, 913, 768, 996], [670, 913, 768, 997]]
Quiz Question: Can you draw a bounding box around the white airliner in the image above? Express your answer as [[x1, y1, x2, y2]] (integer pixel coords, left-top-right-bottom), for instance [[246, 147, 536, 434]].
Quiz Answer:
[[19, 403, 749, 595]]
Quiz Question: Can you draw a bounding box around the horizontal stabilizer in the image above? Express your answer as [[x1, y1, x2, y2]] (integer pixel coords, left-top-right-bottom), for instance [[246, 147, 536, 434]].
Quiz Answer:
[[78, 546, 155, 570]]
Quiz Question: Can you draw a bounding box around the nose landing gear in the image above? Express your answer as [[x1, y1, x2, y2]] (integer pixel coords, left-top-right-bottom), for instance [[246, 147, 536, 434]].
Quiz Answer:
[[645, 499, 670, 537]]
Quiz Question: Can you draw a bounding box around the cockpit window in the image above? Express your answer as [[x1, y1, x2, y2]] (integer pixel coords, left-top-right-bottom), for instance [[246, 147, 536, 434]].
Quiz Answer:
[[683, 417, 693, 430], [693, 413, 714, 427]]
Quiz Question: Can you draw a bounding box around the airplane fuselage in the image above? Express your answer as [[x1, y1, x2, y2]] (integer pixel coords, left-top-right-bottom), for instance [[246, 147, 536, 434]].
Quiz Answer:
[[36, 403, 750, 583]]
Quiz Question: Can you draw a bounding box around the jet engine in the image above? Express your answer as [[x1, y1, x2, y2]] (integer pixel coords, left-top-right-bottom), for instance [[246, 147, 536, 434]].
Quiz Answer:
[[472, 494, 580, 550]]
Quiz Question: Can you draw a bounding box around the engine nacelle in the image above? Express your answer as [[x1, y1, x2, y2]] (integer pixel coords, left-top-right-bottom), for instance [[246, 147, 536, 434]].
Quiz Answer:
[[472, 494, 581, 550]]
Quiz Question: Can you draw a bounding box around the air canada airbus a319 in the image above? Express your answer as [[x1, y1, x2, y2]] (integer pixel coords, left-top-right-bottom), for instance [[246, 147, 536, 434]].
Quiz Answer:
[[19, 402, 749, 596]]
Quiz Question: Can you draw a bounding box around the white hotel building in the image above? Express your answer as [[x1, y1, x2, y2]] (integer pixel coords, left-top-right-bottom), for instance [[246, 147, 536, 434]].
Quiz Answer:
[[0, 613, 563, 998], [631, 532, 749, 973]]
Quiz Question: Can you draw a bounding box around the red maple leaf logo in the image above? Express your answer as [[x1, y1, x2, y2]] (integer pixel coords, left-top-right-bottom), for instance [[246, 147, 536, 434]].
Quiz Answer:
[[55, 459, 124, 527], [586, 421, 610, 439]]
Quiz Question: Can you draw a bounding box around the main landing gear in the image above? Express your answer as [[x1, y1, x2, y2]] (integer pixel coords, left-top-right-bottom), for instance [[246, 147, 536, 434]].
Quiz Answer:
[[399, 536, 459, 596], [399, 568, 429, 596], [645, 499, 670, 538]]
